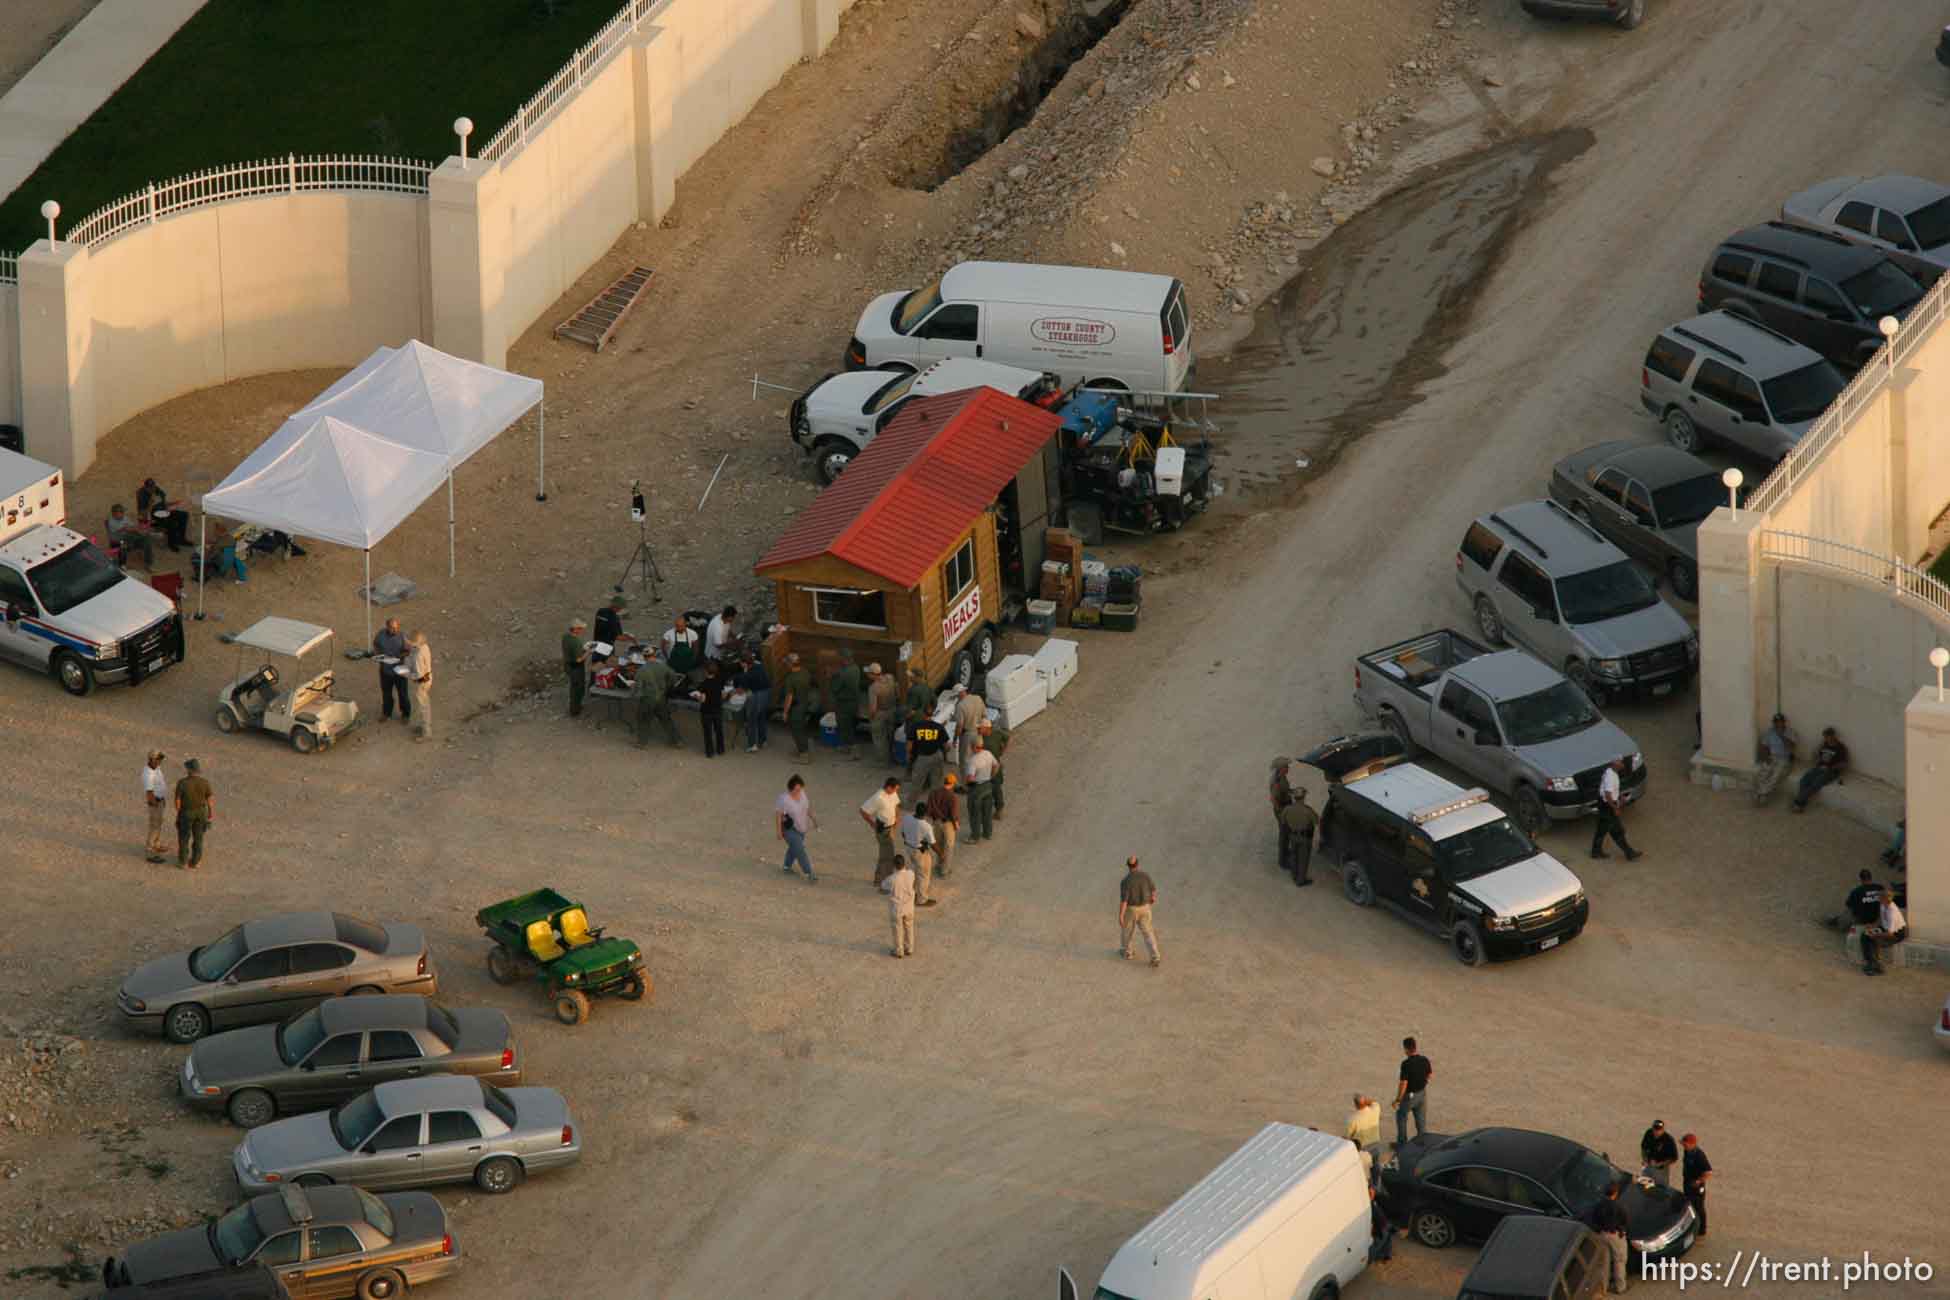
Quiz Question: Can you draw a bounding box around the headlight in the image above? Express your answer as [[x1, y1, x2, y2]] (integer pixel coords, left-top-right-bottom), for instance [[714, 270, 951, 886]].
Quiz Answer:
[[564, 972, 581, 983], [125, 995, 146, 1012], [1684, 631, 1699, 660], [629, 951, 644, 964], [1484, 914, 1515, 931], [1546, 775, 1578, 793], [1629, 751, 1644, 771], [1633, 1205, 1693, 1253], [97, 639, 121, 662], [1591, 657, 1627, 678], [1573, 890, 1587, 908]]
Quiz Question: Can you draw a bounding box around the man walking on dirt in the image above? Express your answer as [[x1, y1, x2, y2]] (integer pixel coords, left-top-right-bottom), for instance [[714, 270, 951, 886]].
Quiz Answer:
[[775, 774, 817, 883], [1590, 757, 1640, 860], [907, 709, 950, 793], [142, 749, 168, 864], [562, 617, 591, 718], [887, 854, 916, 958], [1118, 856, 1161, 967], [780, 653, 816, 759], [1394, 1037, 1432, 1147], [1281, 787, 1319, 886], [373, 617, 411, 725], [861, 776, 902, 887], [174, 758, 214, 870], [978, 717, 1010, 822], [955, 685, 985, 772], [963, 739, 998, 843], [926, 773, 959, 877], [899, 800, 939, 907]]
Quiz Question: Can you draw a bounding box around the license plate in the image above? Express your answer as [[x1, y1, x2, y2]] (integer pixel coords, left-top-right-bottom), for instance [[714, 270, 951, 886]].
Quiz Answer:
[[1539, 936, 1560, 951], [148, 656, 167, 672], [1651, 681, 1673, 697]]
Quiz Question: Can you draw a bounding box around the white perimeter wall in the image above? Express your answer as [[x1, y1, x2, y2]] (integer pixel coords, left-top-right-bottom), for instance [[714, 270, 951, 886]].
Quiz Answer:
[[0, 282, 18, 425]]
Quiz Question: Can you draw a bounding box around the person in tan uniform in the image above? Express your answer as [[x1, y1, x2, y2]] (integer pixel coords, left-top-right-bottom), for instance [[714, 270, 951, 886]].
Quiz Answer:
[[405, 630, 434, 741], [1118, 856, 1161, 967], [954, 685, 986, 772]]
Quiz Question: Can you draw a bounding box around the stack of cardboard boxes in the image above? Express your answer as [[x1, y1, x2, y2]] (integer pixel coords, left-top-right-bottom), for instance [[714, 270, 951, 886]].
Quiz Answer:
[[1040, 526, 1085, 627]]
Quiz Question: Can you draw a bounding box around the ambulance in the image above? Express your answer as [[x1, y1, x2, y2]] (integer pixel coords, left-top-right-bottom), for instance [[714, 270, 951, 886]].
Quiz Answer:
[[0, 449, 184, 694]]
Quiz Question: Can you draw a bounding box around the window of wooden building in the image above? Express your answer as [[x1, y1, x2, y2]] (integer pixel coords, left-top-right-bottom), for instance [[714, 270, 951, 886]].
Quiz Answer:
[[943, 538, 976, 604], [809, 587, 888, 631]]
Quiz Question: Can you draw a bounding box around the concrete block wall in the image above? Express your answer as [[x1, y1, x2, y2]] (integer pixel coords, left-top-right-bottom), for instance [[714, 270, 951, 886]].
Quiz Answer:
[[4, 0, 857, 474]]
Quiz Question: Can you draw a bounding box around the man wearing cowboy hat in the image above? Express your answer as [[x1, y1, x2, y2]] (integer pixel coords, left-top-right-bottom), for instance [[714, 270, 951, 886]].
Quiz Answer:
[[141, 749, 169, 864], [562, 617, 592, 718]]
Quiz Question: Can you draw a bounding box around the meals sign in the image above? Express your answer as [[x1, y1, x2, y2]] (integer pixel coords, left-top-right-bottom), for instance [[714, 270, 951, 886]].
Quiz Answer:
[[942, 585, 982, 649], [1030, 316, 1116, 348]]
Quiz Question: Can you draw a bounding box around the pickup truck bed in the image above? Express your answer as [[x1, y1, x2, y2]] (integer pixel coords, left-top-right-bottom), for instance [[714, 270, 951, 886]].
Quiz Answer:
[[1356, 630, 1487, 696]]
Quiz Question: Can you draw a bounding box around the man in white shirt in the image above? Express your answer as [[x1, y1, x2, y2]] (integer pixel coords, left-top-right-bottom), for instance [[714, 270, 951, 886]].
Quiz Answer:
[[898, 801, 939, 907], [774, 774, 817, 883], [1863, 894, 1908, 976], [141, 750, 169, 864], [1753, 712, 1796, 806], [886, 856, 916, 958], [860, 777, 902, 887], [704, 604, 738, 662], [1590, 757, 1641, 861], [963, 742, 999, 842]]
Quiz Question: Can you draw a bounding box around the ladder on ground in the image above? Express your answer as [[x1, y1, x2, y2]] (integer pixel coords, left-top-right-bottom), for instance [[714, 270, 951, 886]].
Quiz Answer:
[[553, 266, 654, 352]]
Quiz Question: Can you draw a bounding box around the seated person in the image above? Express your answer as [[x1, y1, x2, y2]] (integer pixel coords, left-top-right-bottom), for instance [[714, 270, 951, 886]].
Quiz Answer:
[[1861, 891, 1908, 976], [662, 615, 701, 675], [105, 504, 157, 569], [1752, 712, 1795, 805], [1790, 726, 1847, 811], [136, 478, 191, 550], [1825, 869, 1885, 930]]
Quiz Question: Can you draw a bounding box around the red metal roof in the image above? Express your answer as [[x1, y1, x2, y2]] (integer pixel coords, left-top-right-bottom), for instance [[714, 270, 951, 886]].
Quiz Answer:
[[757, 388, 1063, 588]]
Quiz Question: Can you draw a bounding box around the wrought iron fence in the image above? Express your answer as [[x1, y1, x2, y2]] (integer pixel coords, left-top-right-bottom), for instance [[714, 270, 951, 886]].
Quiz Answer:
[[479, 0, 658, 162], [0, 252, 16, 286], [1760, 529, 1950, 627], [1747, 266, 1950, 516]]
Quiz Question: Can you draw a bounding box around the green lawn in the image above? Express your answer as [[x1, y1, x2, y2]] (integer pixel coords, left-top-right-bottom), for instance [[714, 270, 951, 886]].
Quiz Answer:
[[1932, 546, 1950, 588], [0, 0, 626, 253]]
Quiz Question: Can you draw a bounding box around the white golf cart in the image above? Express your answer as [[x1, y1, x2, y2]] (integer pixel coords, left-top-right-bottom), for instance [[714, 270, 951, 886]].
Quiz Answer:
[[214, 617, 361, 753]]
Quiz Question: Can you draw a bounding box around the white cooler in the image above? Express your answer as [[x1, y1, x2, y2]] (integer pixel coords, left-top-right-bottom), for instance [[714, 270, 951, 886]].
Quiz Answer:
[[1030, 637, 1079, 700], [986, 653, 1038, 704], [995, 678, 1048, 728]]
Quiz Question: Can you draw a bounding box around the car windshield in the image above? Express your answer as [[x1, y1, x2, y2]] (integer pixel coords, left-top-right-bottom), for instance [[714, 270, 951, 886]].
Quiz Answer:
[[427, 1003, 461, 1047], [27, 541, 125, 616], [329, 1091, 384, 1151], [332, 913, 388, 953], [209, 1201, 266, 1266], [189, 926, 250, 982], [1441, 817, 1539, 882], [1554, 1148, 1621, 1213], [892, 279, 943, 334], [864, 372, 917, 415], [1556, 560, 1661, 625], [1839, 261, 1923, 317], [1904, 194, 1950, 251], [482, 1082, 517, 1128], [1650, 473, 1727, 528], [1761, 359, 1846, 424], [356, 1187, 395, 1239], [277, 1008, 327, 1066], [1498, 683, 1602, 747]]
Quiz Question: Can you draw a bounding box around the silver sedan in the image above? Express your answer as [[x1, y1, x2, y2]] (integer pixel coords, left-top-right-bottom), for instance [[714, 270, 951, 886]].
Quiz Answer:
[[233, 1075, 579, 1197], [1782, 174, 1950, 279]]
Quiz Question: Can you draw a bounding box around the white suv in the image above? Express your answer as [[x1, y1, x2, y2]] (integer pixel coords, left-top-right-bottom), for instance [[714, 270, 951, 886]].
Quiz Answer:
[[787, 358, 1055, 484]]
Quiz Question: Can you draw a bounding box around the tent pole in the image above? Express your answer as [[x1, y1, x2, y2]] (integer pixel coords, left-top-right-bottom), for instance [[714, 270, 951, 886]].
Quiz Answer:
[[195, 514, 206, 620], [447, 472, 456, 578], [535, 399, 546, 502], [365, 551, 372, 646]]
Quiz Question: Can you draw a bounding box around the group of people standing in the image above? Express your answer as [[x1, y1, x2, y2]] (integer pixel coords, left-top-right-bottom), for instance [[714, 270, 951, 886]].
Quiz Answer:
[[139, 750, 215, 869], [371, 617, 435, 741]]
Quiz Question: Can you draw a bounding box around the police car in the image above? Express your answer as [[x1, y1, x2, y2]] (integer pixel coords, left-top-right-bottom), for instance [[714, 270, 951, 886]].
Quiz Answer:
[[0, 449, 184, 695]]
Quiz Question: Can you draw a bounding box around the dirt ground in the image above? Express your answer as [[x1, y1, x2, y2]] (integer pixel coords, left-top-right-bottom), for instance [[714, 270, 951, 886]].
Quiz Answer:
[[5, 0, 1950, 1296]]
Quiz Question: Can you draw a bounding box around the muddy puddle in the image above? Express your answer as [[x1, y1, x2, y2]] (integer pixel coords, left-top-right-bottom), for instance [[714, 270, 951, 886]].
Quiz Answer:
[[1200, 129, 1593, 506]]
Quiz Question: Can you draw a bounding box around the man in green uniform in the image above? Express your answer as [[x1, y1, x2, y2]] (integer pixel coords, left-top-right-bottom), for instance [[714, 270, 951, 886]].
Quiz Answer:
[[904, 674, 936, 723], [174, 757, 215, 870], [830, 648, 863, 761], [779, 652, 817, 759], [633, 657, 682, 748], [561, 617, 590, 718], [978, 717, 1010, 822], [1281, 788, 1320, 886], [866, 663, 897, 763]]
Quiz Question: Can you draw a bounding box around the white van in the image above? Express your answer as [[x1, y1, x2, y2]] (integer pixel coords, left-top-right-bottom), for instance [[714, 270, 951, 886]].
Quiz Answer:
[[844, 261, 1194, 393], [0, 449, 184, 695], [1061, 1124, 1371, 1300]]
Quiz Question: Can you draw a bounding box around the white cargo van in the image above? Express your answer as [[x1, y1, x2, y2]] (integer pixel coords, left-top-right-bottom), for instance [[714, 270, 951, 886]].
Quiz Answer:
[[1061, 1124, 1371, 1300], [844, 261, 1194, 393], [0, 449, 184, 695]]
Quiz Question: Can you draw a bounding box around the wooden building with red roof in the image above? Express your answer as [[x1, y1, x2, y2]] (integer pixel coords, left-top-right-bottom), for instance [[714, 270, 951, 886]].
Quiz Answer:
[[756, 387, 1064, 693]]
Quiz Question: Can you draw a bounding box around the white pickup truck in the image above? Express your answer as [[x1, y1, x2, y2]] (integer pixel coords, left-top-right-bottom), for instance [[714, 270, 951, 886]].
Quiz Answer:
[[0, 449, 184, 695]]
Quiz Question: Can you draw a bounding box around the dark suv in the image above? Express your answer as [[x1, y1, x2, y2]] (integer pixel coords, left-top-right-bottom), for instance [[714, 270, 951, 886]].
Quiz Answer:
[[1699, 222, 1925, 369], [1458, 1215, 1607, 1300]]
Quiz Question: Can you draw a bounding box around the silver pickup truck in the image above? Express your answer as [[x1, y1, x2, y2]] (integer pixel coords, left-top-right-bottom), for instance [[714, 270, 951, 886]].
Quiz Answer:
[[1353, 630, 1645, 832]]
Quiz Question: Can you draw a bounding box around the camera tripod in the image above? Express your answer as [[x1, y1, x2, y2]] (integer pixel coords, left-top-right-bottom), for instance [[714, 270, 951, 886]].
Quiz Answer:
[[617, 519, 665, 601]]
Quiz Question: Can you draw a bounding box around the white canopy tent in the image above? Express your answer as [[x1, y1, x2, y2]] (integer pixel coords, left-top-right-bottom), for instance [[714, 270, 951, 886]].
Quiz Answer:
[[196, 342, 546, 641]]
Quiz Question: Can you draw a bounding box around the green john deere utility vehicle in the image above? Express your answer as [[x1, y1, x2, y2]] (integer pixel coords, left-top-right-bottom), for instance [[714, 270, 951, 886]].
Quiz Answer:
[[475, 887, 649, 1026]]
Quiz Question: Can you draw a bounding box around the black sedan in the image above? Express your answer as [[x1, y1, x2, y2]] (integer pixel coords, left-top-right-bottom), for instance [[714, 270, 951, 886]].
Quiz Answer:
[[1547, 440, 1728, 601], [181, 995, 520, 1128], [1379, 1128, 1697, 1260]]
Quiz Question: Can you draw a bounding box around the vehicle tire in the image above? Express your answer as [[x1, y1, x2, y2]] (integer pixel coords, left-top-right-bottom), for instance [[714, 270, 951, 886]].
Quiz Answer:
[[1669, 559, 1699, 602], [1451, 920, 1488, 967], [53, 650, 92, 696], [1380, 709, 1419, 757], [296, 1173, 333, 1188], [1513, 784, 1549, 835], [1343, 862, 1376, 908], [949, 648, 975, 692], [226, 1088, 276, 1129], [356, 1268, 406, 1300], [1566, 659, 1607, 707], [1306, 1281, 1340, 1300], [215, 707, 239, 734], [1085, 377, 1130, 392], [554, 990, 592, 1026], [1616, 0, 1646, 28], [163, 1003, 210, 1044], [486, 947, 521, 985], [813, 439, 855, 486], [1066, 500, 1105, 546], [290, 726, 317, 755], [971, 625, 999, 674], [346, 984, 383, 996], [620, 971, 651, 1002], [1473, 595, 1507, 646], [1412, 1208, 1458, 1249], [475, 1155, 524, 1194], [1663, 407, 1702, 453]]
